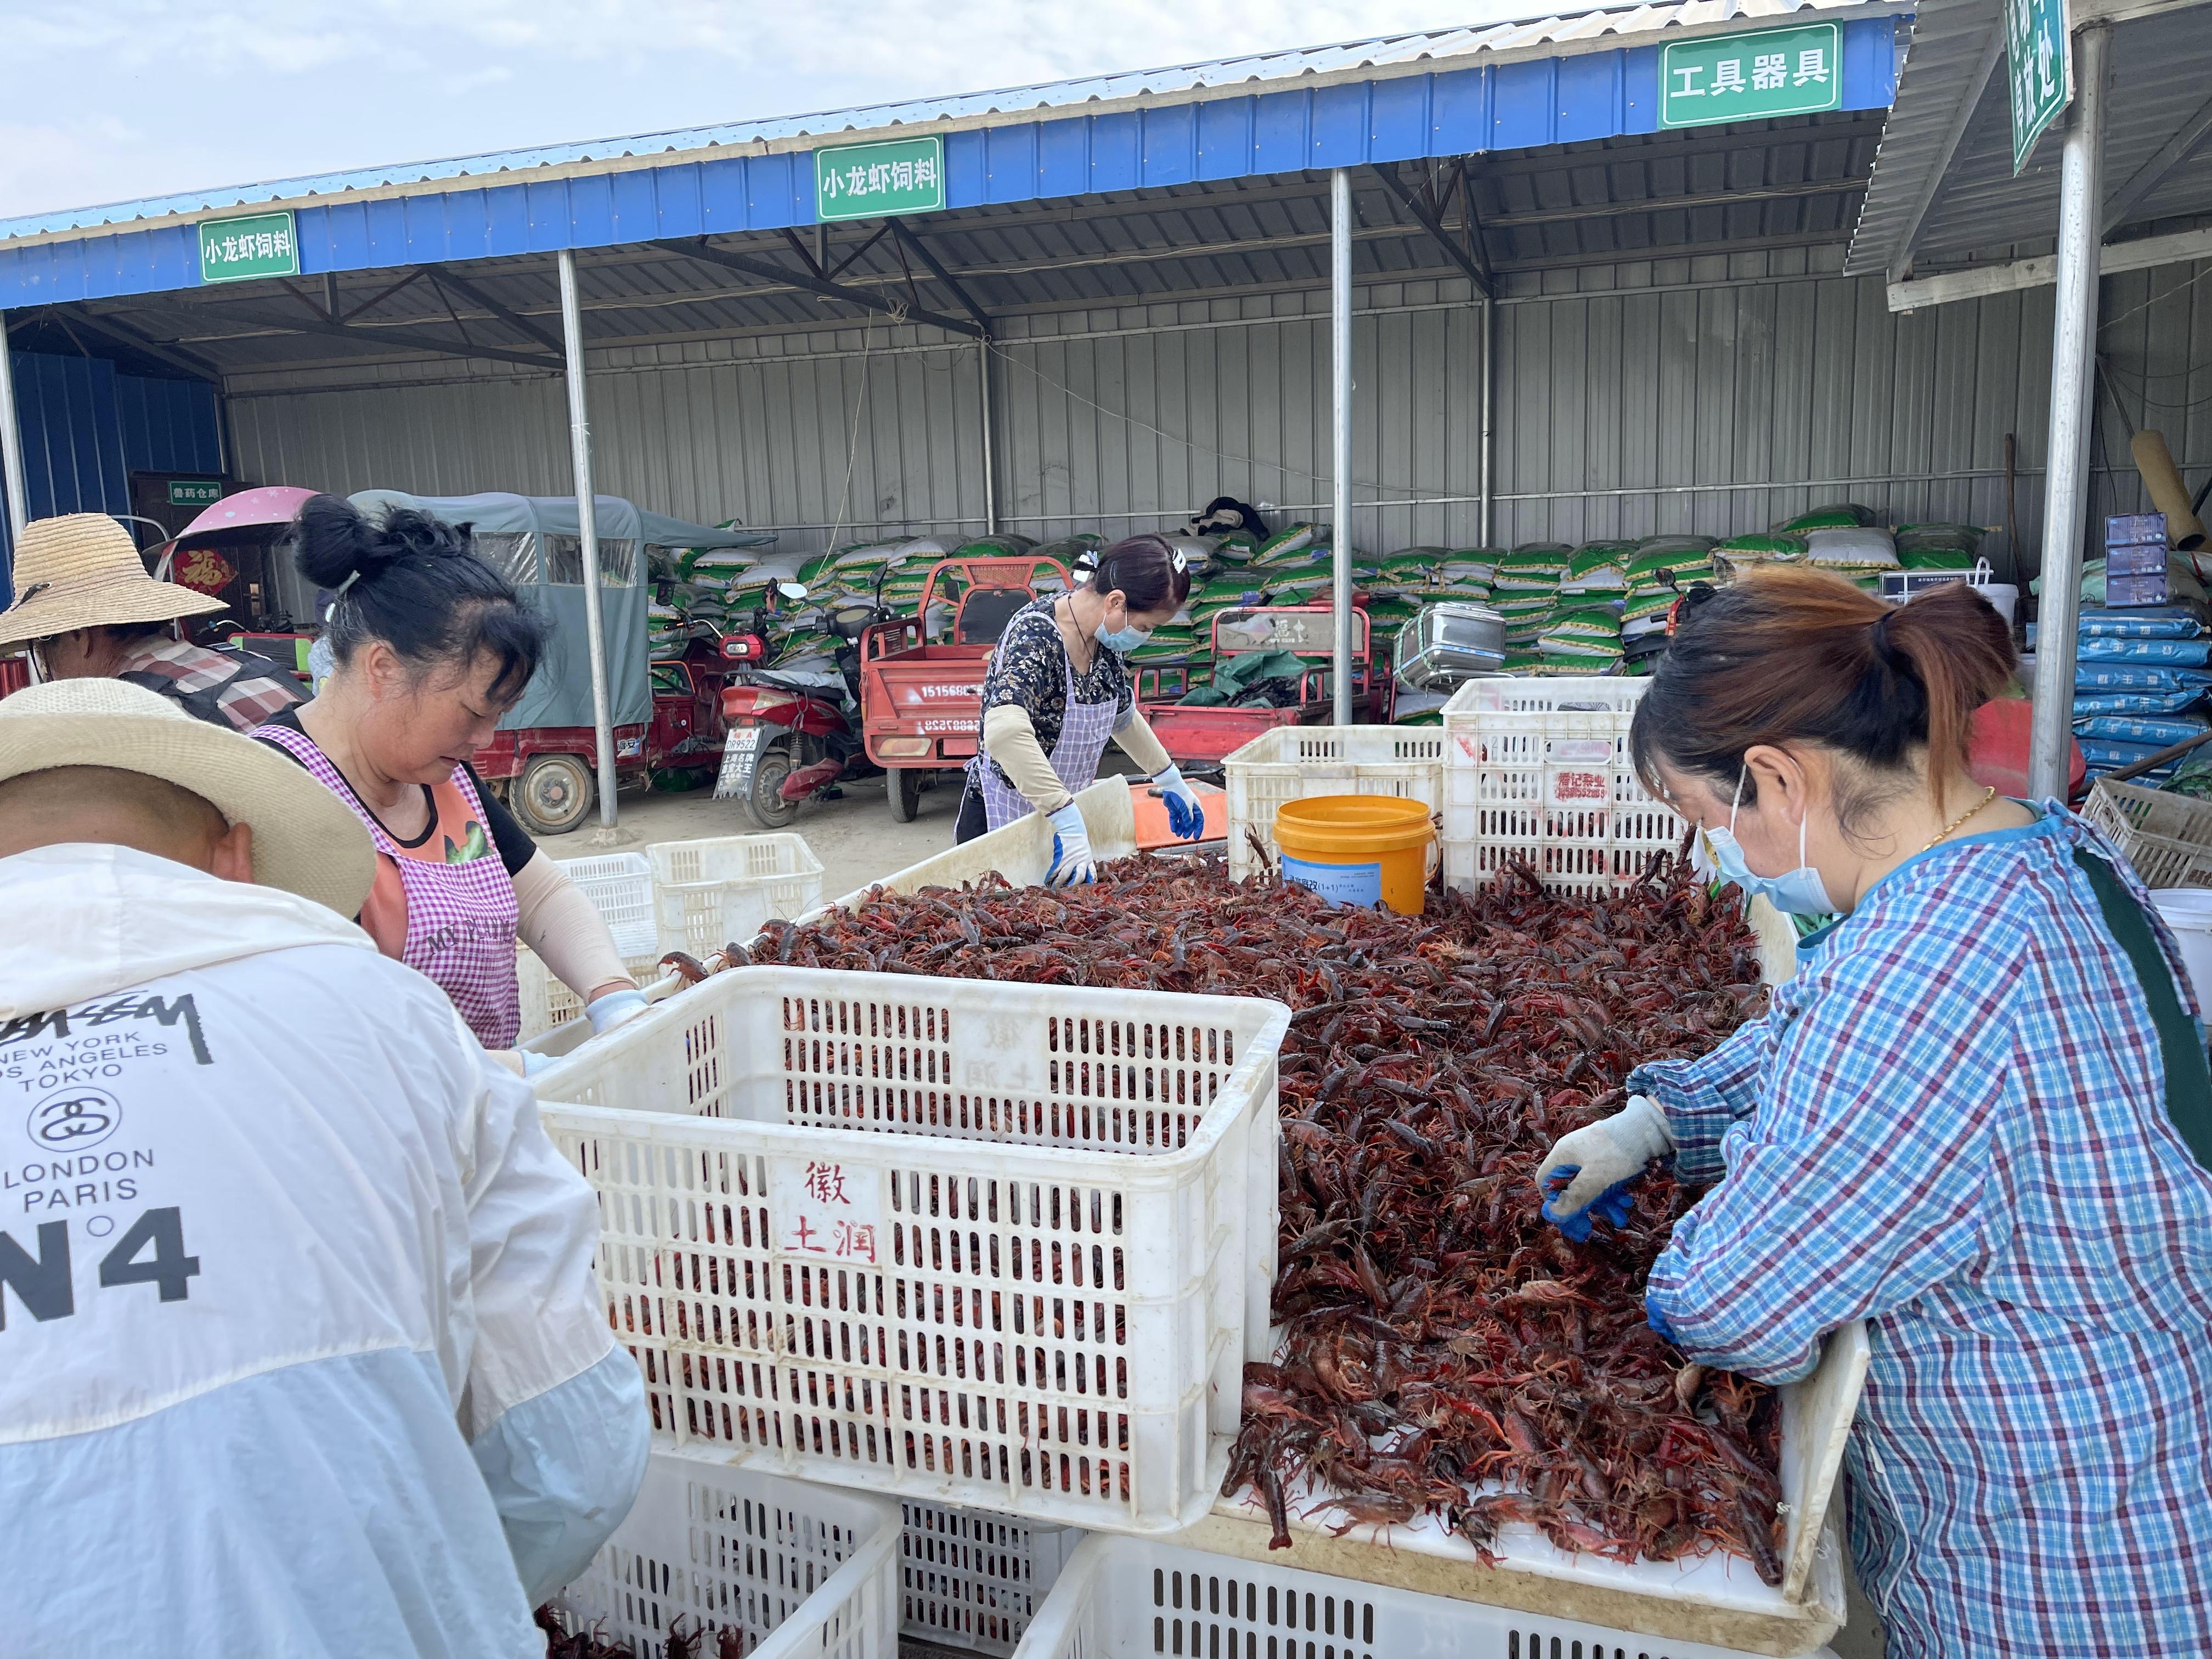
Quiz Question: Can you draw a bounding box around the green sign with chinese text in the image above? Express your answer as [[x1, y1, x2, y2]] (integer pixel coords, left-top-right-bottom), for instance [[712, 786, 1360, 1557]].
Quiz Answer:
[[1658, 24, 1843, 128], [198, 211, 299, 284], [2005, 0, 2070, 174], [815, 136, 945, 223], [166, 479, 222, 507]]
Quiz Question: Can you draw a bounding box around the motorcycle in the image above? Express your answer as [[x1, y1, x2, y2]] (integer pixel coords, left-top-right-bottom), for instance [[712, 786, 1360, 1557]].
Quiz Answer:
[[714, 583, 892, 830]]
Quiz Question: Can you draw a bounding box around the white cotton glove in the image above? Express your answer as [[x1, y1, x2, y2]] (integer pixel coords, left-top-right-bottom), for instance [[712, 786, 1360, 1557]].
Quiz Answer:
[[1046, 800, 1096, 887], [585, 987, 650, 1035], [1537, 1094, 1674, 1238], [1150, 763, 1206, 841]]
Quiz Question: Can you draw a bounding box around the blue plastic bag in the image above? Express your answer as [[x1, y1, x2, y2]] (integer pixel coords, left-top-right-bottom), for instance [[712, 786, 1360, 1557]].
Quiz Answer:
[[2071, 688, 2208, 715], [2075, 637, 2212, 666], [2072, 663, 2212, 692], [2073, 714, 2211, 747]]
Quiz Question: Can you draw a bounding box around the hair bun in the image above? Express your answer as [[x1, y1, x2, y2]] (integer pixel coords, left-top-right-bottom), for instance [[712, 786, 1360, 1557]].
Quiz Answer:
[[290, 494, 466, 591]]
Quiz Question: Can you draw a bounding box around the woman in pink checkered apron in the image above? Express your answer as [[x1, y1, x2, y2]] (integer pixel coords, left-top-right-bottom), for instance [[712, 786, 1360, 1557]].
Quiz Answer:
[[252, 494, 647, 1060], [957, 534, 1204, 881]]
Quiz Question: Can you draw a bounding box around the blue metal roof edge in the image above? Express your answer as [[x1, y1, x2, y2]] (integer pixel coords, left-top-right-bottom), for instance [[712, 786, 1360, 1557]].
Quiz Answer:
[[0, 14, 1899, 315]]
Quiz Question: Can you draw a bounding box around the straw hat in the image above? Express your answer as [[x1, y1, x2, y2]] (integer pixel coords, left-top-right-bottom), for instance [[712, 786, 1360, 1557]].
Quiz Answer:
[[0, 513, 224, 650], [0, 679, 374, 917]]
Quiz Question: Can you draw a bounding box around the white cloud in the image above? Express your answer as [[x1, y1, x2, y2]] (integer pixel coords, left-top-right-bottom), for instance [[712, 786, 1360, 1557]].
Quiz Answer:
[[0, 0, 1549, 217]]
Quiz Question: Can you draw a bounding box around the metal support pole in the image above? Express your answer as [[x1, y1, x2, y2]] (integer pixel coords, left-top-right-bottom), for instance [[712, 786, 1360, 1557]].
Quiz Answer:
[[557, 249, 620, 831], [2028, 24, 2110, 803], [1479, 296, 1496, 547], [0, 313, 26, 538], [979, 341, 998, 537], [1330, 169, 1354, 727]]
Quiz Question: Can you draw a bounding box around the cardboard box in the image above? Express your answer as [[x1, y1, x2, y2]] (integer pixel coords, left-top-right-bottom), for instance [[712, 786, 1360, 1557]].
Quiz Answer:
[[2106, 512, 2169, 548], [2105, 571, 2172, 607], [2106, 542, 2170, 577]]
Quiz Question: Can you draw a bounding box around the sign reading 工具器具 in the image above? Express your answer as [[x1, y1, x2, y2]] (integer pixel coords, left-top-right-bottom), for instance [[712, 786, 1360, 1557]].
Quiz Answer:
[[2005, 0, 2071, 174], [1658, 23, 1842, 129], [815, 135, 945, 223], [197, 211, 298, 284]]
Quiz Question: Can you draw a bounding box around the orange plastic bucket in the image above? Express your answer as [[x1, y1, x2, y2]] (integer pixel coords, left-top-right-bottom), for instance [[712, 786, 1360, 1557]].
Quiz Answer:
[[1272, 795, 1434, 916]]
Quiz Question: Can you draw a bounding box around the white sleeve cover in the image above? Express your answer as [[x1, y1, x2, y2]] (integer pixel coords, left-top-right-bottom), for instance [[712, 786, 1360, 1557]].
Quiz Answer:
[[983, 703, 1076, 814], [458, 1050, 648, 1591], [513, 850, 635, 998], [1111, 704, 1173, 775]]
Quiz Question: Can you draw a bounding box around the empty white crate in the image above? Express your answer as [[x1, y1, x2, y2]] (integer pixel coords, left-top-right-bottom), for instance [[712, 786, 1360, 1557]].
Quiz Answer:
[[902, 1500, 1081, 1657], [648, 833, 826, 962], [559, 850, 661, 957], [1221, 726, 1446, 882], [1441, 676, 1683, 895], [531, 966, 1289, 1534], [1013, 1535, 1836, 1659], [516, 946, 675, 1043], [550, 1451, 898, 1659]]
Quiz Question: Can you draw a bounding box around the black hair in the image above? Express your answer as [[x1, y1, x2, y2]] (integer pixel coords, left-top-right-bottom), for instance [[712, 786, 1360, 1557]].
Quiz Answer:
[[1088, 532, 1193, 614], [291, 493, 548, 703]]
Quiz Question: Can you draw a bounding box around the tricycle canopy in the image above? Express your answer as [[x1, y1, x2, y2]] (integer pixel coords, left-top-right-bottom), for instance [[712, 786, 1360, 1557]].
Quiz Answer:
[[348, 489, 770, 733]]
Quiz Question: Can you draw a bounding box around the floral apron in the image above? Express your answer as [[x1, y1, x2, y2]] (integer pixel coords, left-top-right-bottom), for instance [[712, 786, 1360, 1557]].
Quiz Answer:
[[255, 722, 523, 1048], [970, 648, 1120, 833]]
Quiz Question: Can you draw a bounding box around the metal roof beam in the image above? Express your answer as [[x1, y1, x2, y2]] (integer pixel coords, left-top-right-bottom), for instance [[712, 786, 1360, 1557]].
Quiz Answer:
[[430, 268, 566, 355], [110, 295, 562, 370], [1887, 224, 2212, 309], [12, 305, 223, 381], [2103, 88, 2212, 233], [885, 219, 994, 336], [653, 237, 986, 338], [1370, 163, 1491, 298], [1883, 19, 2006, 283]]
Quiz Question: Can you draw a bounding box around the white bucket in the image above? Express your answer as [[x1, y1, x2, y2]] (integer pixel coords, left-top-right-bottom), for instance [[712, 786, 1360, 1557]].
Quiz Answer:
[[1974, 582, 2019, 627], [2151, 888, 2212, 1015]]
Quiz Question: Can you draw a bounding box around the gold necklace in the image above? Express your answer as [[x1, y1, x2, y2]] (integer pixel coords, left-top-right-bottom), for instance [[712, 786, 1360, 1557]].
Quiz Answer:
[[1921, 786, 1997, 853]]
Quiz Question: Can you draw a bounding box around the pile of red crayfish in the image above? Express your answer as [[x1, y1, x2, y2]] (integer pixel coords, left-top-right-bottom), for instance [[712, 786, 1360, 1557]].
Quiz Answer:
[[759, 851, 1785, 1582], [535, 1606, 743, 1658]]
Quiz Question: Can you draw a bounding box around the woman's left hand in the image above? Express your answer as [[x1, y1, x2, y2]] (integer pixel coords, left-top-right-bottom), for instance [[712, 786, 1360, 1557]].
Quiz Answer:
[[1151, 764, 1206, 841]]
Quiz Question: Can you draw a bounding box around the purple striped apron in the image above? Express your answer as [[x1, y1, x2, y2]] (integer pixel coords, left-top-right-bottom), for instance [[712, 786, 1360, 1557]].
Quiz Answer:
[[969, 646, 1121, 834], [255, 721, 523, 1048]]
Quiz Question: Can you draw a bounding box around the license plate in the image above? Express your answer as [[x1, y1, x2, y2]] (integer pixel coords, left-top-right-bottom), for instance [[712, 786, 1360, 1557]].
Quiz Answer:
[[725, 726, 764, 751]]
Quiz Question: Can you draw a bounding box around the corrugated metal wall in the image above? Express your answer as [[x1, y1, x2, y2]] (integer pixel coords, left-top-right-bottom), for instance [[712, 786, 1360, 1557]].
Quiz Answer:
[[0, 353, 224, 597], [225, 247, 2210, 583]]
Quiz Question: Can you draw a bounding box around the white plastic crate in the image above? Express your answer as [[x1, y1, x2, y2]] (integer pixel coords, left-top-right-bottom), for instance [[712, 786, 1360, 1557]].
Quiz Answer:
[[648, 833, 827, 962], [559, 849, 659, 958], [1014, 1534, 1838, 1659], [550, 1451, 898, 1659], [1440, 675, 1682, 895], [901, 1500, 1081, 1657], [532, 965, 1289, 1534], [1221, 726, 1447, 881]]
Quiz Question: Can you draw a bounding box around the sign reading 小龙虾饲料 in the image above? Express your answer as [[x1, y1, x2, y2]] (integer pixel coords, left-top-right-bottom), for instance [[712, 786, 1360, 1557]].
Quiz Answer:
[[197, 211, 298, 284], [815, 135, 945, 223], [2004, 0, 2071, 174], [166, 479, 222, 508], [1658, 23, 1842, 129]]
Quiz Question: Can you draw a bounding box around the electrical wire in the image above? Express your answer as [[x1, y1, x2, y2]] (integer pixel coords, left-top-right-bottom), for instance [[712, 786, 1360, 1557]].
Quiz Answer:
[[2097, 263, 2212, 335], [825, 314, 877, 553]]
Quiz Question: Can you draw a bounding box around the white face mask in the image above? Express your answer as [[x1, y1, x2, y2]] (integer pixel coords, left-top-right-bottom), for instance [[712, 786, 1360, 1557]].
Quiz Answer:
[[1703, 767, 1836, 916]]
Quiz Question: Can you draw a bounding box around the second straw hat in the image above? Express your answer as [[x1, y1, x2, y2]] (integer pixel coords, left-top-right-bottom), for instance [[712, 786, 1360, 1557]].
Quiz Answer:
[[0, 513, 223, 650]]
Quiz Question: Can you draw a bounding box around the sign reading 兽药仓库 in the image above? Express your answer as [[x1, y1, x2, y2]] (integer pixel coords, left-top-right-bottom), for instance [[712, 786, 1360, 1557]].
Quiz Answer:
[[166, 480, 222, 507], [197, 211, 299, 284], [1658, 23, 1842, 129], [815, 135, 945, 223]]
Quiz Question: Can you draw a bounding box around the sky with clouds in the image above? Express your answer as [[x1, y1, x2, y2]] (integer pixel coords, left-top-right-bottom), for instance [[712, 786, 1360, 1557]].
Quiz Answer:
[[0, 0, 1556, 219]]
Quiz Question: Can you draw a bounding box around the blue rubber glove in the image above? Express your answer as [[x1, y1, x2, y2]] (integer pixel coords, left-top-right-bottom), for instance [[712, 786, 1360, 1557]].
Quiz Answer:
[[1539, 1167, 1639, 1241], [518, 1048, 557, 1078], [585, 987, 650, 1035], [1644, 1288, 1681, 1345], [1046, 800, 1096, 887], [1535, 1094, 1673, 1239], [1151, 763, 1206, 841]]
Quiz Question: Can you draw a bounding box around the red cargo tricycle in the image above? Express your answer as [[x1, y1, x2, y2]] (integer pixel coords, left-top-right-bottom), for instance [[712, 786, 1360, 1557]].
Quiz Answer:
[[1137, 603, 1393, 768], [856, 556, 1070, 820]]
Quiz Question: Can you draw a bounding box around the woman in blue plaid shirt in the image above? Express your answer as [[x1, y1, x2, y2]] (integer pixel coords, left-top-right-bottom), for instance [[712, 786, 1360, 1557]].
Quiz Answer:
[[1542, 568, 2212, 1655]]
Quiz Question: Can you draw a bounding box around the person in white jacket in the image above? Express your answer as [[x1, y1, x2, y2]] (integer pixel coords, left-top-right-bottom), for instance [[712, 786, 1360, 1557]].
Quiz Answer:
[[0, 678, 649, 1658]]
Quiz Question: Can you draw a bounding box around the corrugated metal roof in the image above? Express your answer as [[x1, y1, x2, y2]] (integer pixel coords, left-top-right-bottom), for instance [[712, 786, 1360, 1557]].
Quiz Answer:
[[72, 115, 1882, 379], [1848, 0, 2212, 275], [2, 0, 1893, 244]]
